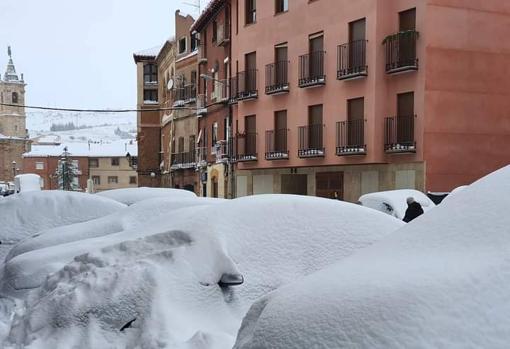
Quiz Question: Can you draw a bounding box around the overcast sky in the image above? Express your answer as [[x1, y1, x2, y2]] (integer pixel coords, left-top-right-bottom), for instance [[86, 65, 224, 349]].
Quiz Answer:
[[0, 0, 210, 109]]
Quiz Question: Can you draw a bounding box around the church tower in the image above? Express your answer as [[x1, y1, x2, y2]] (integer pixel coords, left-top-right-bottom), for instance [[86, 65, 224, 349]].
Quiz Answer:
[[0, 46, 27, 138], [0, 46, 28, 182]]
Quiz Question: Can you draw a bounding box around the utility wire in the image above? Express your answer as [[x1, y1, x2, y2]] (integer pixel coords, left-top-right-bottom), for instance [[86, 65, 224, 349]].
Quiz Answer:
[[0, 102, 198, 113]]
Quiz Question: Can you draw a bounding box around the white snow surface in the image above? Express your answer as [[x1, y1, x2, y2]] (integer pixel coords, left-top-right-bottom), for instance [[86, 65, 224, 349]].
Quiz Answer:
[[96, 187, 197, 205], [234, 166, 510, 349], [24, 141, 138, 157], [0, 195, 402, 349], [14, 174, 42, 193], [0, 191, 125, 244], [359, 189, 435, 219]]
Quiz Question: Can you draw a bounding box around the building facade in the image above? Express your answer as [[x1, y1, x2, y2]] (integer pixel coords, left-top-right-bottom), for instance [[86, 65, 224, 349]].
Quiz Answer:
[[134, 47, 162, 187], [224, 0, 510, 201], [0, 47, 30, 182], [192, 0, 233, 198], [166, 10, 200, 193]]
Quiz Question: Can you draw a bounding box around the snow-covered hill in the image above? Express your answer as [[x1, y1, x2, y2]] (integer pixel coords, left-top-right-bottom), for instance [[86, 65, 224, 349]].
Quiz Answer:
[[26, 111, 137, 144]]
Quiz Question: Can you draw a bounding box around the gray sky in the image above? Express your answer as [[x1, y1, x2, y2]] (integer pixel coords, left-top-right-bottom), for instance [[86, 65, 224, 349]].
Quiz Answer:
[[0, 0, 210, 109]]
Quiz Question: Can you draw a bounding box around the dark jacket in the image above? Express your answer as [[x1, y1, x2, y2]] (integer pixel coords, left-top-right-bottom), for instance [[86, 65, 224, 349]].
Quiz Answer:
[[403, 202, 424, 223]]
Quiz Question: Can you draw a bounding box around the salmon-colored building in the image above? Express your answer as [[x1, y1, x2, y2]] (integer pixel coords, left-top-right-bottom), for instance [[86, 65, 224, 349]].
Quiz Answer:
[[212, 0, 510, 201]]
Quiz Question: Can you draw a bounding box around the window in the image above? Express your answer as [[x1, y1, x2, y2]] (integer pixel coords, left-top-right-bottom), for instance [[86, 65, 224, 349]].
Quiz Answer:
[[347, 97, 364, 146], [275, 0, 288, 14], [245, 51, 257, 90], [212, 122, 218, 145], [178, 137, 185, 153], [144, 89, 158, 102], [129, 176, 137, 184], [308, 104, 323, 149], [108, 176, 119, 184], [178, 37, 187, 54], [245, 0, 256, 25], [92, 176, 101, 185], [212, 21, 218, 43], [111, 157, 120, 166], [143, 64, 157, 83], [35, 162, 44, 170], [275, 110, 287, 152], [191, 33, 198, 51], [88, 158, 99, 168], [12, 92, 18, 104], [399, 8, 416, 31], [245, 115, 256, 155]]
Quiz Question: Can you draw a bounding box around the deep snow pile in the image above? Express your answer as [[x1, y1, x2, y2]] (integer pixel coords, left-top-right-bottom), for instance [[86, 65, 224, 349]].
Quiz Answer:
[[96, 187, 197, 205], [234, 166, 510, 349], [0, 191, 125, 244], [1, 195, 402, 349]]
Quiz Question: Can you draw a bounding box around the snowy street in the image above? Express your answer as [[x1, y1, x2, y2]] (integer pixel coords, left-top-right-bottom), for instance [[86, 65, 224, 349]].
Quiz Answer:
[[0, 167, 508, 348]]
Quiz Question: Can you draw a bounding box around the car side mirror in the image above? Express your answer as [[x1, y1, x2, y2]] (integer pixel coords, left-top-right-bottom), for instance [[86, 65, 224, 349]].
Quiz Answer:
[[218, 273, 244, 287]]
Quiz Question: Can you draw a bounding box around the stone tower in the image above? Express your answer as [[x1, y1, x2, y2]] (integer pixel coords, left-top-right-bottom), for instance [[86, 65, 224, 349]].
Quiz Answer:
[[0, 46, 28, 182], [0, 46, 27, 138]]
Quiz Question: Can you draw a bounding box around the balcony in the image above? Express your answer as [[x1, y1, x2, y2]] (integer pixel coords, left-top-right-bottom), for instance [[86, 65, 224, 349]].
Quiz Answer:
[[234, 132, 257, 162], [384, 115, 416, 153], [228, 76, 238, 104], [212, 140, 230, 164], [211, 79, 229, 104], [298, 124, 325, 158], [237, 70, 258, 101], [216, 23, 230, 46], [336, 119, 367, 156], [337, 40, 368, 80], [265, 61, 289, 95], [265, 129, 289, 160], [173, 84, 197, 106], [196, 147, 207, 167], [384, 30, 419, 74], [299, 51, 326, 88], [196, 94, 207, 116], [198, 42, 207, 64], [171, 151, 196, 170]]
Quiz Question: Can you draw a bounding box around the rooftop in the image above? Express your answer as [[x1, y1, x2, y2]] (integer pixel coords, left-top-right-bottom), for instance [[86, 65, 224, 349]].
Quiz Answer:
[[24, 141, 138, 158]]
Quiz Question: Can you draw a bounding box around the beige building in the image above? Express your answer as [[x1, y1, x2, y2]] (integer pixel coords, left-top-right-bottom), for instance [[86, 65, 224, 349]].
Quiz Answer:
[[0, 46, 30, 181], [23, 141, 138, 192]]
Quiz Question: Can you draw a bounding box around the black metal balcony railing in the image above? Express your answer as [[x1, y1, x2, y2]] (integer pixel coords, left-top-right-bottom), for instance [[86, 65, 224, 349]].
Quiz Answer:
[[237, 70, 258, 101], [265, 61, 289, 95], [299, 51, 326, 88], [336, 119, 367, 156], [384, 115, 416, 153], [173, 84, 197, 106], [171, 151, 196, 170], [229, 76, 238, 104], [235, 132, 257, 162], [298, 124, 325, 158], [265, 129, 289, 160], [384, 30, 419, 74], [337, 40, 368, 80]]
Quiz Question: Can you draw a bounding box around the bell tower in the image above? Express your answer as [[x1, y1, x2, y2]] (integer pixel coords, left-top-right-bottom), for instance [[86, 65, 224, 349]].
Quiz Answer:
[[0, 46, 27, 138]]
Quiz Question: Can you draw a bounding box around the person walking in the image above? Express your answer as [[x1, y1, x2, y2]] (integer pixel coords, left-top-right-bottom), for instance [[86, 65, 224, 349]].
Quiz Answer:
[[403, 197, 424, 223]]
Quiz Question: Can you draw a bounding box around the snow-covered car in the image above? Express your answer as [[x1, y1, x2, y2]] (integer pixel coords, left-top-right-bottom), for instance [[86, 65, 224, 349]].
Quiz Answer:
[[14, 174, 43, 193], [234, 166, 510, 349], [359, 189, 435, 219]]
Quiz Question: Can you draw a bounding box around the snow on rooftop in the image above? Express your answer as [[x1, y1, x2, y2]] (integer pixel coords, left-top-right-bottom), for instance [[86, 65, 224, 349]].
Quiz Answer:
[[134, 45, 162, 58], [234, 166, 510, 349], [23, 140, 138, 158]]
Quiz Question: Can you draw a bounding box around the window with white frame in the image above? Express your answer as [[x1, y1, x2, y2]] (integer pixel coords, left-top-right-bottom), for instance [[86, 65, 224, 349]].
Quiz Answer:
[[35, 162, 44, 170]]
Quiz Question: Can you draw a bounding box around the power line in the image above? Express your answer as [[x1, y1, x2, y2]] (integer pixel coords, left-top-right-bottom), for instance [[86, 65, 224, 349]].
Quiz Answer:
[[0, 102, 198, 113]]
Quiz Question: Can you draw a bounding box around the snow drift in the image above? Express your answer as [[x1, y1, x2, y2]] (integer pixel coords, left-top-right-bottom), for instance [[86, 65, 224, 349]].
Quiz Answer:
[[1, 195, 402, 348], [359, 189, 435, 219], [234, 166, 510, 349], [0, 191, 125, 244], [96, 187, 197, 205]]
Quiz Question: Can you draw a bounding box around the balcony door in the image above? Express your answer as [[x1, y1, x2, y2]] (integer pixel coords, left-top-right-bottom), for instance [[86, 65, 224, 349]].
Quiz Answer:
[[275, 44, 288, 85], [245, 52, 256, 91], [399, 8, 416, 64], [347, 97, 364, 146], [245, 115, 256, 155], [349, 18, 366, 70], [275, 110, 287, 152], [308, 104, 323, 149], [309, 34, 324, 78], [397, 92, 414, 143]]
